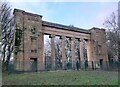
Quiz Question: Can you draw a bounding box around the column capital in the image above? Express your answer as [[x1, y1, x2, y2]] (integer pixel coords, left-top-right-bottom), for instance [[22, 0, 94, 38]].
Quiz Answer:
[[86, 39, 91, 42], [78, 38, 84, 42], [60, 35, 66, 39], [70, 37, 75, 41], [49, 34, 55, 38]]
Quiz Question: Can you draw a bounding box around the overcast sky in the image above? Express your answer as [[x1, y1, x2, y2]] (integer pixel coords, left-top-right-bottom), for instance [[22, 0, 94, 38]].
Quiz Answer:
[[9, 0, 119, 29]]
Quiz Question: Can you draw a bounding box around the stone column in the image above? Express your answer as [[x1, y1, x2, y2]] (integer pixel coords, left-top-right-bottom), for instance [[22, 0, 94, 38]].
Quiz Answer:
[[86, 39, 93, 69], [79, 38, 84, 69], [50, 35, 55, 70], [60, 36, 66, 69], [86, 39, 93, 61], [70, 37, 75, 69]]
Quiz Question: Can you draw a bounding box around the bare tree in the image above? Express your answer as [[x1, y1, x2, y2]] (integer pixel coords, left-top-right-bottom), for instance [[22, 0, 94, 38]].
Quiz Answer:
[[0, 0, 13, 70], [103, 11, 120, 61]]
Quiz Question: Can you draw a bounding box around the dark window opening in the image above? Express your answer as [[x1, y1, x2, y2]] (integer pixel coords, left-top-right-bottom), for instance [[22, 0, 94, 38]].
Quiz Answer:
[[31, 27, 36, 34], [98, 45, 102, 55], [31, 49, 37, 53]]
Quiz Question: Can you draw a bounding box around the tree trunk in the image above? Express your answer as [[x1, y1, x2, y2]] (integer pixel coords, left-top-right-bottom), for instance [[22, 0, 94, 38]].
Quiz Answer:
[[118, 40, 120, 62], [2, 44, 7, 62]]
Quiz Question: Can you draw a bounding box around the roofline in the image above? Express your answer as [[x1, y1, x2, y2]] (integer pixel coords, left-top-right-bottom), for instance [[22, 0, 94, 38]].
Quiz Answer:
[[13, 8, 42, 18]]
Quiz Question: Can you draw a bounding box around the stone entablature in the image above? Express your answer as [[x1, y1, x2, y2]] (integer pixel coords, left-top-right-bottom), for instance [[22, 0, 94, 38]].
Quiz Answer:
[[42, 21, 90, 34]]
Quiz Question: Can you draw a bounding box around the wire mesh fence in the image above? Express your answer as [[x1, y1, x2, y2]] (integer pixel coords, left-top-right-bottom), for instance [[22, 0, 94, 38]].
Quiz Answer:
[[5, 60, 120, 73]]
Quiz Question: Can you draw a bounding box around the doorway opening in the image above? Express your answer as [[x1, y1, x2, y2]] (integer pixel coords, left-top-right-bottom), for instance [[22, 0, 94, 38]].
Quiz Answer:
[[30, 58, 37, 72], [99, 59, 103, 69]]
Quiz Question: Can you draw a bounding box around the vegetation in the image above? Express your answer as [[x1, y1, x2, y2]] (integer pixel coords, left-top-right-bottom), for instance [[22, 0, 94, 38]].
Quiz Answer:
[[0, 0, 13, 71], [3, 70, 118, 85], [103, 10, 120, 61]]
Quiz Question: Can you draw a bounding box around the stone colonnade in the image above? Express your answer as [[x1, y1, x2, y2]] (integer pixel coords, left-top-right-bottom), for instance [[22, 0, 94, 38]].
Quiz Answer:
[[49, 34, 92, 70]]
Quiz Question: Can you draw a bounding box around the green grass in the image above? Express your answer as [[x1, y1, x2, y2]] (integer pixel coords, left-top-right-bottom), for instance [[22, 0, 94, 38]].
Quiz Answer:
[[2, 70, 119, 85]]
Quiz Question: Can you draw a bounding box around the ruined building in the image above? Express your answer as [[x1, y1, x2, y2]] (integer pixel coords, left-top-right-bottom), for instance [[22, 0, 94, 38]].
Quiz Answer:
[[13, 9, 108, 71]]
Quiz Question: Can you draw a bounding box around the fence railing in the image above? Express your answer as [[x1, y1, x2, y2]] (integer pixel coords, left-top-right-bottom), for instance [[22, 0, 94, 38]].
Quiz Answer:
[[6, 60, 120, 73]]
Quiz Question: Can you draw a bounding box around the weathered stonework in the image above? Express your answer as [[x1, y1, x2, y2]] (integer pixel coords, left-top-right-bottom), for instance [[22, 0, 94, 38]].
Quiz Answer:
[[13, 9, 108, 71]]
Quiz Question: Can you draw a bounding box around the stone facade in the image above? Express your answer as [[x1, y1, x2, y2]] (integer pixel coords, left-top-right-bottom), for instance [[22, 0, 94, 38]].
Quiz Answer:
[[13, 9, 108, 71]]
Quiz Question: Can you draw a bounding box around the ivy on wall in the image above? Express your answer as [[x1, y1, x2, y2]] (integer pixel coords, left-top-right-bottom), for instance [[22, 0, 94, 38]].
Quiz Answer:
[[14, 28, 22, 55]]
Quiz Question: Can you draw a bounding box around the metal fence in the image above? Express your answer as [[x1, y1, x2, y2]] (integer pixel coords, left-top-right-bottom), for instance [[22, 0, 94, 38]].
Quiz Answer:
[[6, 60, 119, 73]]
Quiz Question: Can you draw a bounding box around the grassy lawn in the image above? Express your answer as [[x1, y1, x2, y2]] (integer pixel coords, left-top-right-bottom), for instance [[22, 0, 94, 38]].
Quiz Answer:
[[2, 70, 119, 85]]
